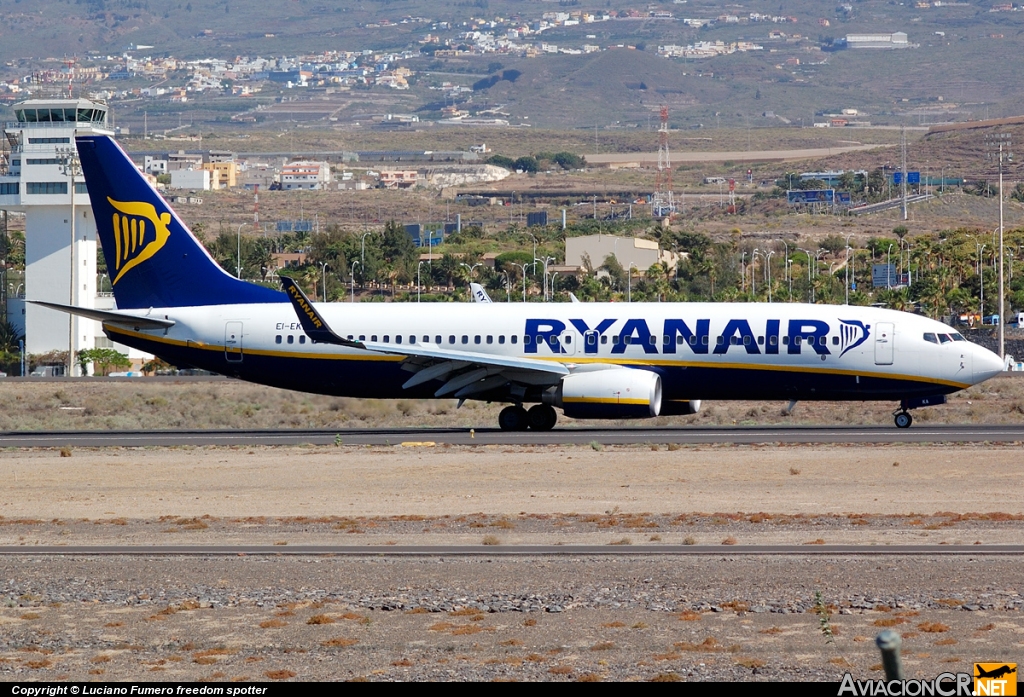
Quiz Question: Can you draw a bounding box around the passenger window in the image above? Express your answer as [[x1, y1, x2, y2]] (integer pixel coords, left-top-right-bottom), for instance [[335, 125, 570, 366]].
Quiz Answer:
[[757, 336, 764, 345], [299, 335, 306, 344], [275, 335, 282, 344], [371, 335, 378, 342], [769, 336, 777, 346], [832, 336, 839, 345], [511, 335, 518, 345], [435, 335, 442, 344], [474, 335, 481, 344], [782, 336, 789, 345], [731, 336, 740, 345], [743, 336, 751, 345], [395, 335, 402, 344], [587, 334, 596, 346], [449, 335, 455, 344], [347, 335, 353, 340], [702, 335, 709, 346], [624, 336, 632, 345], [564, 335, 571, 344], [462, 335, 469, 344], [601, 335, 608, 344], [794, 336, 802, 346], [716, 336, 724, 345], [524, 335, 531, 345], [383, 335, 390, 343], [648, 335, 656, 346], [938, 334, 952, 344], [486, 335, 493, 344], [359, 335, 366, 341], [287, 335, 294, 344], [499, 335, 505, 345], [689, 336, 696, 345], [612, 335, 620, 345]]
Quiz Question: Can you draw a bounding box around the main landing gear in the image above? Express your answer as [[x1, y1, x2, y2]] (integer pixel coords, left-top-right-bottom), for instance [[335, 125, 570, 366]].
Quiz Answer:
[[893, 410, 913, 429], [498, 404, 558, 431]]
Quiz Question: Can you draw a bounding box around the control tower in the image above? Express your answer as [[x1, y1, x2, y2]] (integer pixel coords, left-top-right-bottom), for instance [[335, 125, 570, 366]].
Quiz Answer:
[[0, 98, 113, 371]]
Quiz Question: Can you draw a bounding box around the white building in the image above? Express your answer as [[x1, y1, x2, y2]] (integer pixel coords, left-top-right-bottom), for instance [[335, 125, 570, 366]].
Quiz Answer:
[[0, 98, 151, 372], [280, 161, 332, 190], [565, 234, 680, 275], [170, 168, 211, 190], [845, 32, 909, 48]]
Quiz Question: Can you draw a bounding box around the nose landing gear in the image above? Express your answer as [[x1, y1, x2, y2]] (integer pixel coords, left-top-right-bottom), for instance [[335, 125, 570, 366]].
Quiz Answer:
[[893, 395, 947, 428]]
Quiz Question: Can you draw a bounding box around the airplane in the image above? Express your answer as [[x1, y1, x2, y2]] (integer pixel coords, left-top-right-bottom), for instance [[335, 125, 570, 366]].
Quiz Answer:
[[33, 135, 1005, 431]]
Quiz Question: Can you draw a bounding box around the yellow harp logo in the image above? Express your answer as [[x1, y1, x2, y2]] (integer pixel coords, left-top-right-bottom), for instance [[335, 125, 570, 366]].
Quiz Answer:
[[108, 197, 172, 284]]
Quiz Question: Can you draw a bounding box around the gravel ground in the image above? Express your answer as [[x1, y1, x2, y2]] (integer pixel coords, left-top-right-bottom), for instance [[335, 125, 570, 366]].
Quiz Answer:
[[0, 442, 1021, 682], [0, 556, 1020, 682]]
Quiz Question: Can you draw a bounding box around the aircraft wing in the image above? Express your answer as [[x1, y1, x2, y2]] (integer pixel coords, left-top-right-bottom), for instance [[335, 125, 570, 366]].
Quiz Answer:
[[281, 275, 569, 399], [28, 300, 176, 330]]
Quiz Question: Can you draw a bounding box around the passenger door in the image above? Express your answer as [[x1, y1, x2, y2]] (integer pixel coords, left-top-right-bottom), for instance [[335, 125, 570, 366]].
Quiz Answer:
[[874, 322, 894, 365], [225, 321, 243, 362]]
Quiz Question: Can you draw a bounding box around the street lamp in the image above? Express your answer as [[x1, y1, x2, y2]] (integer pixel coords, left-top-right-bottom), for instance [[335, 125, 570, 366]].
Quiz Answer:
[[535, 255, 554, 300], [978, 243, 987, 320], [523, 232, 538, 273], [887, 243, 894, 289], [350, 260, 360, 303], [513, 262, 530, 302], [764, 250, 775, 303], [797, 248, 814, 303], [460, 262, 483, 282], [235, 223, 247, 279], [844, 233, 855, 305], [318, 262, 329, 302], [56, 145, 82, 377], [360, 230, 377, 272]]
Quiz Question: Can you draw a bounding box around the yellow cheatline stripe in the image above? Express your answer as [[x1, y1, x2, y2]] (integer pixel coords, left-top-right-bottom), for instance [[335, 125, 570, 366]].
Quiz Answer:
[[105, 326, 969, 389], [104, 326, 402, 363], [533, 354, 970, 389], [562, 397, 649, 405]]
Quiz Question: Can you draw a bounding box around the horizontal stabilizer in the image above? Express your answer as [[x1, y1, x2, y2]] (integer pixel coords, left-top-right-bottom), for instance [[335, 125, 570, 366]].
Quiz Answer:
[[28, 300, 175, 330]]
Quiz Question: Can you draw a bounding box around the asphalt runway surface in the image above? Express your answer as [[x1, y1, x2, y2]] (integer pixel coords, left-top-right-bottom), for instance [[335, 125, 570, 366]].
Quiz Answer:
[[0, 544, 1021, 556], [2, 424, 1024, 447]]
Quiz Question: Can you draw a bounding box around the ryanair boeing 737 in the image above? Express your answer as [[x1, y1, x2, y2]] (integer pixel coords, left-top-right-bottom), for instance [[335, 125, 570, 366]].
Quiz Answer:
[[34, 136, 1005, 431]]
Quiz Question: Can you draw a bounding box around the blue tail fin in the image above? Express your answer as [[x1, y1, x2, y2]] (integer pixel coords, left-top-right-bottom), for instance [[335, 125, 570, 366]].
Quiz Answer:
[[76, 135, 284, 309]]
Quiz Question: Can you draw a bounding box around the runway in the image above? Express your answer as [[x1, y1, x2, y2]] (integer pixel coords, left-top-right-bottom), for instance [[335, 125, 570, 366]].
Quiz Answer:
[[2, 424, 1024, 447], [0, 544, 1021, 556]]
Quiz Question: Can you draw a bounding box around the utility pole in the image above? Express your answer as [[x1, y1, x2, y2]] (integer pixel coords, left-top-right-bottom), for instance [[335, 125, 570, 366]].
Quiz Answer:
[[900, 125, 908, 221], [986, 133, 1012, 364], [56, 146, 82, 377]]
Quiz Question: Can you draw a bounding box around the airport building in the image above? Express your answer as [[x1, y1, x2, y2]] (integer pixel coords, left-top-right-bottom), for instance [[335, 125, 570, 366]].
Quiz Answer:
[[0, 97, 149, 372]]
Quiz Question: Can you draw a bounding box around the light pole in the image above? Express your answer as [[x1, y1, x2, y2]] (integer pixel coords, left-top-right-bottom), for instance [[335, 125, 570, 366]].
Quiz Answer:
[[887, 243, 894, 289], [417, 261, 425, 303], [55, 145, 81, 377], [360, 230, 376, 272], [844, 233, 855, 305], [978, 243, 986, 321], [740, 251, 747, 294], [350, 260, 360, 303], [627, 262, 638, 303], [460, 262, 483, 285], [764, 250, 775, 303], [318, 262, 329, 302], [535, 255, 554, 300], [235, 223, 247, 279], [513, 263, 530, 302], [550, 271, 559, 299], [523, 232, 538, 273], [750, 249, 760, 296]]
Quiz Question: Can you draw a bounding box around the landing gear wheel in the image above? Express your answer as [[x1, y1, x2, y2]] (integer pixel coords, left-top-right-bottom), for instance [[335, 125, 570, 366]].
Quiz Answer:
[[498, 405, 530, 431], [527, 404, 558, 431], [894, 411, 913, 429]]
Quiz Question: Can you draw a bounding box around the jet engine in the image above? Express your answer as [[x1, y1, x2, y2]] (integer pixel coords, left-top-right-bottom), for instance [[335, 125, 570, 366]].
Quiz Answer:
[[545, 369, 662, 419], [659, 399, 702, 416]]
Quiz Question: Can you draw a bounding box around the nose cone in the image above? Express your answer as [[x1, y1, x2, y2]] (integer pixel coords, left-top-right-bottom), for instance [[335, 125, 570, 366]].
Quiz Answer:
[[972, 344, 1004, 384]]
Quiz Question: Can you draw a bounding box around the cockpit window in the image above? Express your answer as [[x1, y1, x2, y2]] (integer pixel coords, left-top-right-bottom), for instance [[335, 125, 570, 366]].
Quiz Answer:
[[950, 333, 966, 342], [938, 334, 952, 344], [923, 333, 938, 344]]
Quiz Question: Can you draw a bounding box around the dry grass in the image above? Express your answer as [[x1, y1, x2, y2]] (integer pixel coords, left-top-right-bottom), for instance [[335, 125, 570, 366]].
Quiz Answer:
[[873, 618, 907, 627], [650, 673, 683, 682], [306, 614, 336, 625], [721, 536, 738, 545], [481, 535, 500, 546], [590, 642, 616, 651], [321, 638, 359, 648], [918, 622, 951, 633], [548, 665, 573, 675], [263, 670, 296, 680], [678, 611, 702, 621], [259, 619, 288, 629], [737, 658, 767, 669]]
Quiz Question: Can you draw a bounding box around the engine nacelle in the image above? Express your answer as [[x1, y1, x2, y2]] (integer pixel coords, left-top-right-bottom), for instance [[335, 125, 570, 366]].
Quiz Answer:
[[546, 369, 662, 419], [660, 399, 702, 416]]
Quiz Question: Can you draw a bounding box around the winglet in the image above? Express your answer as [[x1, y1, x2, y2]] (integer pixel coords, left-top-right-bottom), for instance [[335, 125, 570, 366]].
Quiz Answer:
[[279, 276, 363, 348], [470, 282, 492, 303]]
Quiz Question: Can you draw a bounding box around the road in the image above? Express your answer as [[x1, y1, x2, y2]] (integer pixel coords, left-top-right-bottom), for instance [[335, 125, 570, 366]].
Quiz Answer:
[[2, 424, 1023, 447], [0, 544, 1020, 556]]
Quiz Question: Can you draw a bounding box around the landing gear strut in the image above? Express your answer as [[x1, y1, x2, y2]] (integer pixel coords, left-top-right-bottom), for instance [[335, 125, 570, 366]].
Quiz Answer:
[[498, 404, 558, 431], [893, 410, 913, 429]]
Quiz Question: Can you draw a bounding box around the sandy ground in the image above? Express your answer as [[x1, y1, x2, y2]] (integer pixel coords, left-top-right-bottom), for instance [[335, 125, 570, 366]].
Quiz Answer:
[[1, 443, 1023, 546]]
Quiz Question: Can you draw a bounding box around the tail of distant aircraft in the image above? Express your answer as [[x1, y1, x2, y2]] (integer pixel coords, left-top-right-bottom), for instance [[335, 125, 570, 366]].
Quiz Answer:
[[76, 135, 284, 309]]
